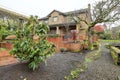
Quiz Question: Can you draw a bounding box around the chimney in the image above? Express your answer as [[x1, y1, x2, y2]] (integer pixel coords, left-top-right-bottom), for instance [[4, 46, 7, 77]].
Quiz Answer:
[[88, 4, 91, 11], [88, 4, 92, 21]]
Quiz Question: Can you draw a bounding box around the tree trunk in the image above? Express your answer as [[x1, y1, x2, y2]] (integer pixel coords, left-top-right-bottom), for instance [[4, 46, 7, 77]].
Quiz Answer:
[[88, 31, 93, 46]]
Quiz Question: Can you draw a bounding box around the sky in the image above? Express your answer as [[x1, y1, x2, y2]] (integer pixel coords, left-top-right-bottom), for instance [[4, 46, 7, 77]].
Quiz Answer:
[[0, 0, 100, 18]]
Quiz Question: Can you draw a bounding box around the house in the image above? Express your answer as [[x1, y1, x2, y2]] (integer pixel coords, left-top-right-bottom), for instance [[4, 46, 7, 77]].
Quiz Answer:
[[0, 7, 29, 24], [39, 4, 92, 52], [111, 26, 120, 39], [39, 4, 92, 41]]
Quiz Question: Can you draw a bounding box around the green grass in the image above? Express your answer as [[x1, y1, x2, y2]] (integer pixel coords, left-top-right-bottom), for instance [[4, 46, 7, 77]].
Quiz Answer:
[[64, 63, 88, 80], [0, 48, 6, 51], [85, 58, 93, 63], [99, 39, 120, 43], [85, 49, 101, 63], [64, 48, 101, 80]]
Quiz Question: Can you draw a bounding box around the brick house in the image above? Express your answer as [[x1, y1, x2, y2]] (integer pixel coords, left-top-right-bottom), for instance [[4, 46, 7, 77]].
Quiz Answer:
[[39, 4, 92, 52], [39, 4, 92, 42]]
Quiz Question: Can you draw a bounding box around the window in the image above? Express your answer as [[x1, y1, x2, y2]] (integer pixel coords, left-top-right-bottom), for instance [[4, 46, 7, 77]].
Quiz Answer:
[[45, 20, 48, 23], [67, 17, 74, 22], [53, 16, 58, 22]]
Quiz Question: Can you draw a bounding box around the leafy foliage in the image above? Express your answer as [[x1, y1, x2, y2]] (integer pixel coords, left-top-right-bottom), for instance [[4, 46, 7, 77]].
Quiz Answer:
[[85, 48, 101, 63], [60, 47, 67, 52], [64, 63, 88, 80], [10, 16, 55, 70], [0, 21, 9, 41], [0, 19, 17, 41], [0, 27, 6, 41], [100, 33, 112, 40], [110, 46, 120, 65]]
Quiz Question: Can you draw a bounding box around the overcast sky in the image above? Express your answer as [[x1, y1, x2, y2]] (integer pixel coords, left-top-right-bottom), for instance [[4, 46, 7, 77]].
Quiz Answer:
[[0, 0, 100, 18]]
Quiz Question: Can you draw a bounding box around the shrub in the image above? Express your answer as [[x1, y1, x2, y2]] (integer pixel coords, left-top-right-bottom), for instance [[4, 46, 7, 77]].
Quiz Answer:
[[89, 44, 94, 50], [47, 34, 60, 37], [10, 16, 55, 70], [60, 47, 67, 52]]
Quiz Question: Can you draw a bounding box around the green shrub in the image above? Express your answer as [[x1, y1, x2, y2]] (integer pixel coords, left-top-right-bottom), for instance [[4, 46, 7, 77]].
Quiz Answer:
[[0, 48, 6, 51], [89, 44, 94, 50], [47, 34, 60, 37], [10, 16, 55, 70], [110, 46, 120, 65], [60, 47, 67, 52], [105, 44, 110, 49]]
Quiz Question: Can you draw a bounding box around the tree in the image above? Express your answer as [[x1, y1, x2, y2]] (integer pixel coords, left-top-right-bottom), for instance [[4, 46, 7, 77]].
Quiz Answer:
[[0, 17, 20, 41], [10, 16, 55, 70], [73, 0, 120, 47], [0, 20, 10, 41]]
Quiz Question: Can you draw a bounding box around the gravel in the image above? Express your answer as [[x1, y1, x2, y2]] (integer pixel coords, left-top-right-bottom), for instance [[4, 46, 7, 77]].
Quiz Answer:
[[78, 42, 120, 80], [0, 52, 84, 80], [0, 42, 119, 80]]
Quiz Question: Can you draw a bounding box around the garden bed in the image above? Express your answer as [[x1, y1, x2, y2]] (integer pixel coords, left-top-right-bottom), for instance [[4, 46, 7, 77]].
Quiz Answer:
[[110, 46, 120, 65]]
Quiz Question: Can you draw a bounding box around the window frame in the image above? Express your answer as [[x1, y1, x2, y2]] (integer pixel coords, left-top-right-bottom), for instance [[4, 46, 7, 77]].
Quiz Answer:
[[53, 16, 58, 22]]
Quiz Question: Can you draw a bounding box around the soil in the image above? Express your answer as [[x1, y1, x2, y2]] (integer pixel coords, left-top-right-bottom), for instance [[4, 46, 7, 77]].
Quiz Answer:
[[0, 42, 120, 80]]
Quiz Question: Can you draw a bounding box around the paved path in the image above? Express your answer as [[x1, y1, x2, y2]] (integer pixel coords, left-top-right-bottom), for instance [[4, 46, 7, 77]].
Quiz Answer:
[[78, 42, 120, 80]]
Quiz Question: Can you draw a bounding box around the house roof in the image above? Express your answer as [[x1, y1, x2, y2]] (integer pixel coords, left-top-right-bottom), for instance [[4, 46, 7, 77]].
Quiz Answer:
[[47, 10, 67, 17], [0, 7, 29, 20], [40, 8, 88, 20], [65, 8, 88, 15], [39, 16, 49, 20]]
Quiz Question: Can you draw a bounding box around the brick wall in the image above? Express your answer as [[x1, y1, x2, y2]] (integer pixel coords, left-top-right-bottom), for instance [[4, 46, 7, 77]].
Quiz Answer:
[[0, 42, 13, 49], [0, 36, 99, 52], [47, 36, 81, 52]]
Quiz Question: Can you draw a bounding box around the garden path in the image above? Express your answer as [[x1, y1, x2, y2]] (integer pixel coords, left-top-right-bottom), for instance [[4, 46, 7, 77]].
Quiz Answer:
[[78, 42, 120, 80]]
